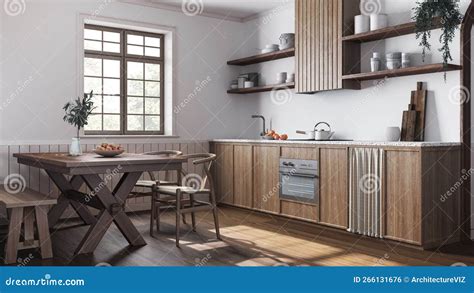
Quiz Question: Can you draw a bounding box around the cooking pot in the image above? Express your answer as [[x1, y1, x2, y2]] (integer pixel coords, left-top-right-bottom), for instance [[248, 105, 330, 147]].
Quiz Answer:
[[296, 122, 335, 141]]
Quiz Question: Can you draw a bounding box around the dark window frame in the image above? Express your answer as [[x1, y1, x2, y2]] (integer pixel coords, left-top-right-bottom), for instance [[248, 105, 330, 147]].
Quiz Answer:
[[84, 24, 165, 135]]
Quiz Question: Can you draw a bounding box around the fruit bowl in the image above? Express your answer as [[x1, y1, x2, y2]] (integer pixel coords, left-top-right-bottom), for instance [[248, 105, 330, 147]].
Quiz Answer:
[[94, 143, 124, 157], [94, 149, 125, 157]]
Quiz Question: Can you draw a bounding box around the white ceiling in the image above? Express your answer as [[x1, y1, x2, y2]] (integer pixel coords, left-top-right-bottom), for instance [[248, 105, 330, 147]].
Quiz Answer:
[[121, 0, 292, 22]]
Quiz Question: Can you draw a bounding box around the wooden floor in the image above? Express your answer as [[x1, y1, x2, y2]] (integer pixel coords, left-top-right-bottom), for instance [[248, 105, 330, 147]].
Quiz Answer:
[[2, 206, 474, 266]]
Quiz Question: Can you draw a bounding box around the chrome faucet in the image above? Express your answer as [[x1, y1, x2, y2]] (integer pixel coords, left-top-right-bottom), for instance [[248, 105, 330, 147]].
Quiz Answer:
[[251, 115, 267, 137]]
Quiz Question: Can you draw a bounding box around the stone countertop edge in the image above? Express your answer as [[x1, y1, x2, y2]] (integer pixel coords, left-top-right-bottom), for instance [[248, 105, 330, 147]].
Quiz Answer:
[[210, 139, 461, 148]]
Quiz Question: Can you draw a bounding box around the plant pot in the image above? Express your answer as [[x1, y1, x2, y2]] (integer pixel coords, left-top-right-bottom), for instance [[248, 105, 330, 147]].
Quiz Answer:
[[69, 137, 82, 156]]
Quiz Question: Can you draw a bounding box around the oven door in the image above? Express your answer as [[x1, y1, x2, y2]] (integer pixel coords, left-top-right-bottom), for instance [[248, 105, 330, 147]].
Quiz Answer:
[[279, 172, 319, 204]]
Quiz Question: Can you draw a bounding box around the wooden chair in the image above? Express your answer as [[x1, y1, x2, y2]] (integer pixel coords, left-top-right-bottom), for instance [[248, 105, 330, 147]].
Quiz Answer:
[[134, 150, 183, 189], [0, 186, 57, 264], [151, 153, 221, 247]]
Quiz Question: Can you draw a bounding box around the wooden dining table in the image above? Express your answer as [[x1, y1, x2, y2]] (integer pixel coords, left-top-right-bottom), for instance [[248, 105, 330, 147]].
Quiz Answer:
[[13, 152, 186, 255]]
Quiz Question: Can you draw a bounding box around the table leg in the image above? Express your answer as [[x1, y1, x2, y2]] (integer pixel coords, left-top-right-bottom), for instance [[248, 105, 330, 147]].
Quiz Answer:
[[46, 172, 97, 227], [76, 173, 146, 254], [74, 210, 114, 255]]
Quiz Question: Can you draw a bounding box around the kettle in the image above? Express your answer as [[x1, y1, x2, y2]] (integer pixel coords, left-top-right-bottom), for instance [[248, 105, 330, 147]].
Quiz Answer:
[[314, 122, 334, 141]]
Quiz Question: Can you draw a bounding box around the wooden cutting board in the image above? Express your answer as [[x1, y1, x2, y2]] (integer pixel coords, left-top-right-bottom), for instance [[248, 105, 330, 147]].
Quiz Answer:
[[411, 82, 427, 141], [401, 109, 417, 141]]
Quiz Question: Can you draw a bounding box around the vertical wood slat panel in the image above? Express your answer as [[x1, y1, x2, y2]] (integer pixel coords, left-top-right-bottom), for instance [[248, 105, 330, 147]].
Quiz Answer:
[[29, 145, 40, 192], [296, 0, 302, 92], [328, 0, 333, 90], [295, 0, 299, 91], [319, 0, 324, 90], [19, 145, 30, 193], [336, 0, 344, 88], [301, 0, 307, 92], [308, 0, 313, 92], [0, 146, 9, 185], [295, 0, 349, 93], [1, 142, 208, 208]]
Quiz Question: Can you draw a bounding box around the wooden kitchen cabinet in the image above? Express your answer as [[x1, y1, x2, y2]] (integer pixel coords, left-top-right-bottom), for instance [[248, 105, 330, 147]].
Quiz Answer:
[[319, 147, 349, 229], [233, 145, 253, 208], [384, 148, 462, 248], [295, 0, 360, 93], [210, 141, 462, 249], [253, 146, 280, 213], [384, 151, 422, 245], [211, 144, 234, 205]]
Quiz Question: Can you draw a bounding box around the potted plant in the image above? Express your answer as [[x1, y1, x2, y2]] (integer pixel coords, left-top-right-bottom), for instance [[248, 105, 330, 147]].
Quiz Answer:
[[63, 91, 95, 156], [413, 0, 463, 79]]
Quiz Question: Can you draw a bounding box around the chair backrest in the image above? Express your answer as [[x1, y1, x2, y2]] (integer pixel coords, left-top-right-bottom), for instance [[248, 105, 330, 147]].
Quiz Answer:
[[142, 150, 183, 181], [180, 153, 217, 191], [142, 150, 183, 157]]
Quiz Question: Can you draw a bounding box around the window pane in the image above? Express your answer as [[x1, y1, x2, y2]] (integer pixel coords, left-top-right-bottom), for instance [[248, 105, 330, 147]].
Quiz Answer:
[[127, 34, 143, 45], [84, 40, 102, 51], [91, 95, 102, 113], [84, 58, 102, 77], [103, 42, 120, 53], [85, 114, 102, 131], [145, 98, 160, 115], [103, 59, 120, 78], [145, 81, 160, 97], [145, 47, 160, 57], [103, 115, 120, 131], [145, 116, 160, 131], [84, 29, 102, 40], [103, 95, 120, 113], [127, 45, 143, 55], [145, 63, 160, 81], [127, 97, 143, 114], [103, 78, 120, 95], [128, 80, 143, 96], [145, 37, 160, 47], [127, 115, 143, 131], [84, 77, 102, 94], [104, 31, 120, 42], [127, 62, 143, 79]]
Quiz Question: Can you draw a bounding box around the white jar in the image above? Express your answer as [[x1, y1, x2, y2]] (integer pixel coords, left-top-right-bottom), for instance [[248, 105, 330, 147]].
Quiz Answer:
[[370, 58, 381, 72], [277, 72, 287, 84], [385, 127, 401, 142], [355, 15, 370, 34], [370, 14, 388, 31]]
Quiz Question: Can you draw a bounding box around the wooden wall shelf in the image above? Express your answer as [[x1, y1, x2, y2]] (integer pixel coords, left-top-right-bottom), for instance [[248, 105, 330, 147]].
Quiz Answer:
[[227, 48, 295, 66], [342, 18, 442, 43], [342, 63, 462, 82], [227, 82, 295, 94]]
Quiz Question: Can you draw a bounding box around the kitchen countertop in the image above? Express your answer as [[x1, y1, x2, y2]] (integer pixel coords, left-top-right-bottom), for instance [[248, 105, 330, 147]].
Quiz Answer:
[[211, 139, 461, 148]]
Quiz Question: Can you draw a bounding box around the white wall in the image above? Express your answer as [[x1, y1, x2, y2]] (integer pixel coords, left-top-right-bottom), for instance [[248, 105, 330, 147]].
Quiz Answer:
[[0, 0, 470, 144], [236, 0, 469, 141], [0, 0, 255, 144]]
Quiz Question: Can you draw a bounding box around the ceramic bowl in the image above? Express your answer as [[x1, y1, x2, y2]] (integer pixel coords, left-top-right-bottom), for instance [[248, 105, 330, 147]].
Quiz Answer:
[[94, 149, 125, 157]]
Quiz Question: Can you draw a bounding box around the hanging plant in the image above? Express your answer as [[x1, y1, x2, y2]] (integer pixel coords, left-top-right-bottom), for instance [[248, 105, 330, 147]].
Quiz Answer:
[[413, 0, 463, 80]]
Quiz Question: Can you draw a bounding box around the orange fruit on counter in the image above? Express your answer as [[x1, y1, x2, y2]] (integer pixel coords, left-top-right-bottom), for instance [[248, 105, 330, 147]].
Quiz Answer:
[[273, 134, 281, 140], [280, 134, 288, 140]]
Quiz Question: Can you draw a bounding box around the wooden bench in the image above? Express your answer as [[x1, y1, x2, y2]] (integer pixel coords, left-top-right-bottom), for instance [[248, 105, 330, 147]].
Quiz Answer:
[[0, 186, 57, 264]]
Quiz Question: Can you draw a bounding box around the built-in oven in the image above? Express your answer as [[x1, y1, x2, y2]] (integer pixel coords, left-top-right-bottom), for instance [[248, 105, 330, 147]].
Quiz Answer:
[[279, 158, 319, 204]]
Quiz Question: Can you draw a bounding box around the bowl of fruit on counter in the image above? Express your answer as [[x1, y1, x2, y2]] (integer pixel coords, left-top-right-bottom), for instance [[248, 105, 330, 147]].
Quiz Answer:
[[94, 143, 125, 157], [262, 130, 288, 141]]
